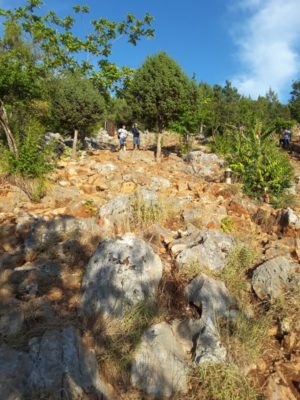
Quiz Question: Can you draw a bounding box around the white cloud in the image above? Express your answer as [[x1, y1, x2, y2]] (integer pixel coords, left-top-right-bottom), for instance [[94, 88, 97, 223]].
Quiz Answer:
[[230, 0, 300, 100]]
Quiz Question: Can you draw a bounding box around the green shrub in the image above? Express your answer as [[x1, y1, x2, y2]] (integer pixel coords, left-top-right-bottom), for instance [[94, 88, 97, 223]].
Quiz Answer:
[[220, 216, 234, 233], [0, 121, 53, 178], [212, 123, 293, 200]]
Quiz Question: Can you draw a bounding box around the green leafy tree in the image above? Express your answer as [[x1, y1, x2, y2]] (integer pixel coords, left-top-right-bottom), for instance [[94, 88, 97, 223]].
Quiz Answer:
[[107, 98, 133, 127], [289, 80, 300, 122], [0, 0, 154, 157], [221, 80, 241, 129], [125, 52, 193, 159], [49, 74, 105, 158], [196, 82, 214, 135], [0, 20, 44, 155]]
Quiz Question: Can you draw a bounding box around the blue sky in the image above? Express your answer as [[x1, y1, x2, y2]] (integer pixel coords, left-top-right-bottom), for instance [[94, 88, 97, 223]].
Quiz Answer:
[[1, 0, 300, 102]]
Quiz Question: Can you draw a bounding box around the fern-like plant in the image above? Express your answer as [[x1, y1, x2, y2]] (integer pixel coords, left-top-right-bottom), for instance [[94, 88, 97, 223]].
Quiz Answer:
[[212, 122, 293, 200]]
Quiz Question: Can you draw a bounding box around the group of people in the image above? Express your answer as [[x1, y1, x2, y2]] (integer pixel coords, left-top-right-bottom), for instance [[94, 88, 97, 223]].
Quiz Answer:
[[117, 123, 140, 151]]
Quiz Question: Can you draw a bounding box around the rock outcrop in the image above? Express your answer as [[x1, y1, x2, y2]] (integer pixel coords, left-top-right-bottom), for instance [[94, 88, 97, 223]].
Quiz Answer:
[[252, 256, 299, 301], [171, 227, 235, 270], [0, 327, 109, 400], [81, 234, 163, 318], [131, 321, 190, 398]]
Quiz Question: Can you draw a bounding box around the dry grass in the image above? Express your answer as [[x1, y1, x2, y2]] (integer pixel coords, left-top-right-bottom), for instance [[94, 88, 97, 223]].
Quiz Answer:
[[186, 363, 261, 400], [220, 311, 273, 366], [88, 300, 165, 387], [130, 191, 176, 230], [221, 244, 256, 304], [180, 261, 204, 281], [267, 283, 300, 329], [5, 174, 49, 202]]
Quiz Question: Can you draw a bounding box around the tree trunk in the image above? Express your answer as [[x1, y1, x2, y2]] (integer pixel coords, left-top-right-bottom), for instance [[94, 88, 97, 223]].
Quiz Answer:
[[156, 131, 162, 162], [200, 123, 203, 135], [0, 101, 18, 157], [72, 128, 78, 159]]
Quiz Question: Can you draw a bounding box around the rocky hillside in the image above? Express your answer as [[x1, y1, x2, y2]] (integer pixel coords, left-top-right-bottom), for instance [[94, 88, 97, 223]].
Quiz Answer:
[[0, 133, 299, 400]]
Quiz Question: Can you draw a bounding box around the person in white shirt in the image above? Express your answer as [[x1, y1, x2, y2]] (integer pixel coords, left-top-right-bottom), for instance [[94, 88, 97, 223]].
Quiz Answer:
[[118, 125, 128, 151]]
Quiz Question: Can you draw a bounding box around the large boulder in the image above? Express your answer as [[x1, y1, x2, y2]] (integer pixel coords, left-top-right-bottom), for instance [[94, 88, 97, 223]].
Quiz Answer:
[[252, 256, 299, 301], [81, 234, 163, 318], [131, 321, 190, 398], [24, 216, 102, 259], [172, 228, 235, 270], [0, 344, 29, 400], [27, 327, 108, 399], [0, 327, 109, 400]]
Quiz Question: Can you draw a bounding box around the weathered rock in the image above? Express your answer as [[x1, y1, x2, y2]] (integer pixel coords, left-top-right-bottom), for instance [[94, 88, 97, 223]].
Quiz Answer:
[[173, 229, 235, 270], [24, 216, 102, 259], [252, 256, 299, 301], [193, 316, 227, 364], [120, 181, 136, 194], [0, 327, 110, 399], [15, 213, 36, 238], [131, 321, 190, 398], [44, 186, 81, 205], [185, 274, 235, 364], [277, 207, 300, 230], [91, 162, 117, 173], [28, 327, 109, 399], [98, 195, 130, 226], [265, 371, 298, 400], [150, 176, 171, 191], [84, 136, 100, 149], [98, 189, 159, 234], [252, 207, 276, 233], [144, 224, 176, 246], [184, 150, 225, 181], [185, 274, 236, 320], [182, 208, 202, 225], [133, 188, 158, 207], [0, 344, 29, 400], [0, 301, 24, 337], [81, 234, 163, 318], [200, 204, 228, 227]]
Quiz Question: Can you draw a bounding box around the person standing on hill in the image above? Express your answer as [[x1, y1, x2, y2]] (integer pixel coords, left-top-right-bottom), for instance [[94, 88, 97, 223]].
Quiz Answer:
[[118, 125, 128, 151], [281, 128, 292, 149], [132, 123, 140, 150]]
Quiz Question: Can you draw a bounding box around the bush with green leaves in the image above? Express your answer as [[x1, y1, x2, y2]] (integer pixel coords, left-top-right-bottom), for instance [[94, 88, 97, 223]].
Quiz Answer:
[[212, 123, 293, 200], [0, 121, 53, 178]]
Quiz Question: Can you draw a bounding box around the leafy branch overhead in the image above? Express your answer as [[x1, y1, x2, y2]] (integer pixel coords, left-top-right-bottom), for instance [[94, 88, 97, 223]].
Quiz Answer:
[[0, 0, 154, 73]]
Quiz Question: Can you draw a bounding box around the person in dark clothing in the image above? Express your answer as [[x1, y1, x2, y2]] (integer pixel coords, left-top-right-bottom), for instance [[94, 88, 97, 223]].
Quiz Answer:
[[132, 123, 140, 150]]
